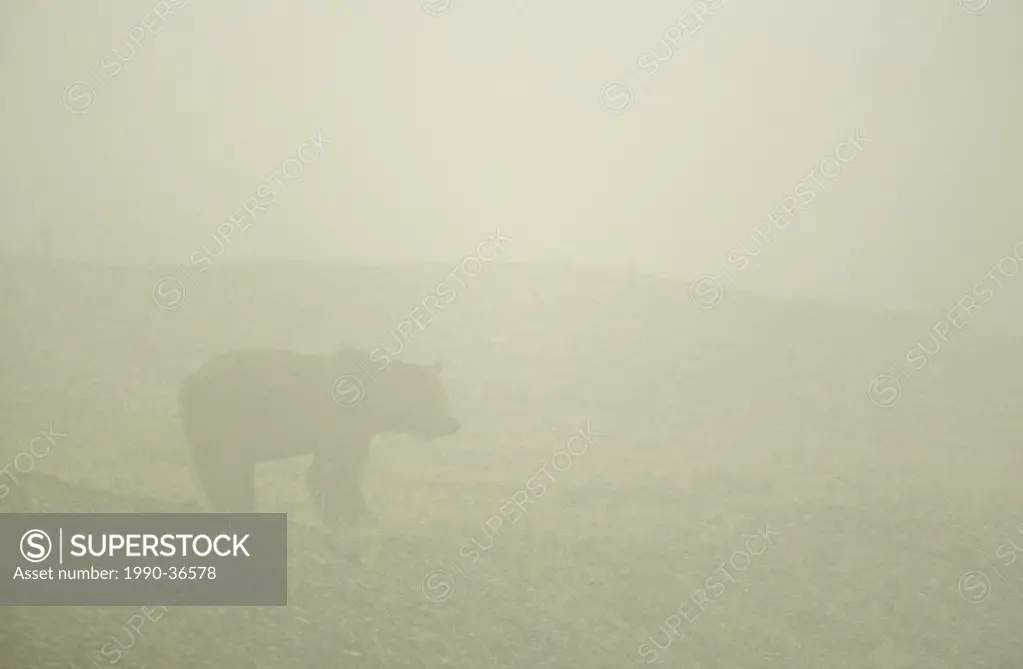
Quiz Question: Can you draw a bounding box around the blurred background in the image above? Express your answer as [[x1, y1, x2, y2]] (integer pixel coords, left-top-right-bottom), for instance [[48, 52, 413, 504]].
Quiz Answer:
[[2, 0, 1021, 318], [2, 1, 1022, 668]]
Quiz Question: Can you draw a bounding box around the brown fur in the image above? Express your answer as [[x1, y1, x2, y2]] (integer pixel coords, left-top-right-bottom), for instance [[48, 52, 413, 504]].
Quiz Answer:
[[178, 347, 460, 522]]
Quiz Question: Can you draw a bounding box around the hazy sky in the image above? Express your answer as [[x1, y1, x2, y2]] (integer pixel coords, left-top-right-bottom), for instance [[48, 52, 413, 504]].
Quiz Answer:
[[1, 0, 1020, 309]]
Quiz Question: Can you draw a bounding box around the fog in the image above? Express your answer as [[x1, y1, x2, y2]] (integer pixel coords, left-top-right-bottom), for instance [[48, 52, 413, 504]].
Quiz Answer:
[[2, 0, 1021, 311], [1, 1, 1022, 667]]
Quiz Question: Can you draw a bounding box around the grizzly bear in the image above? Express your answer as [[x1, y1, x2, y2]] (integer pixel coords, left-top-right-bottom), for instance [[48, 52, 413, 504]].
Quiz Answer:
[[178, 347, 460, 525]]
